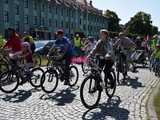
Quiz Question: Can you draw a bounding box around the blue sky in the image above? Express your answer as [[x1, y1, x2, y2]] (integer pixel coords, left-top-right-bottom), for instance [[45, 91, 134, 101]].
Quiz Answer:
[[91, 0, 160, 30]]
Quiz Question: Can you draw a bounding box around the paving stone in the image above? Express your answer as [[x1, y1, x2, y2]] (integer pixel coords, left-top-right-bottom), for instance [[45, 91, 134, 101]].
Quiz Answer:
[[0, 66, 158, 120]]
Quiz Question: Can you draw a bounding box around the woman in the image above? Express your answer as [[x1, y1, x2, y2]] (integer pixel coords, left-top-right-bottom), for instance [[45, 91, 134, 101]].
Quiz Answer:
[[88, 29, 115, 88]]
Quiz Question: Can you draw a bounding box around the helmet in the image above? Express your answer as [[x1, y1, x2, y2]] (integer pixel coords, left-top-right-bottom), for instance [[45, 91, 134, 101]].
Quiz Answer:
[[57, 29, 64, 35], [100, 29, 109, 35]]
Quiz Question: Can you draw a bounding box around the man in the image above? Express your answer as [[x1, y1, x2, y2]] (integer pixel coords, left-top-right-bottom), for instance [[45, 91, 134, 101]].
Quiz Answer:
[[51, 29, 73, 85], [4, 28, 22, 54], [114, 32, 136, 76], [88, 29, 115, 89]]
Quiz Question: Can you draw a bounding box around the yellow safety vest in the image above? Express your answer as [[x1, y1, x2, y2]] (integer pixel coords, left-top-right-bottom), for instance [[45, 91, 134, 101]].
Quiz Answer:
[[74, 37, 81, 48]]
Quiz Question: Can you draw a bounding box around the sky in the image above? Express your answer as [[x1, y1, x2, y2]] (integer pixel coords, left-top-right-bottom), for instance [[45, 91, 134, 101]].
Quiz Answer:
[[90, 0, 160, 31]]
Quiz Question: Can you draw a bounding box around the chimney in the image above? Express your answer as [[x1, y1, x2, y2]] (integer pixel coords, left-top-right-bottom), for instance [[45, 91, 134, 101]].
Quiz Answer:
[[89, 0, 93, 7]]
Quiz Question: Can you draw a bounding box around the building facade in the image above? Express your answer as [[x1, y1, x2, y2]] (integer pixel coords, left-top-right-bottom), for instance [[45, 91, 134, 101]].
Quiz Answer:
[[0, 0, 108, 39]]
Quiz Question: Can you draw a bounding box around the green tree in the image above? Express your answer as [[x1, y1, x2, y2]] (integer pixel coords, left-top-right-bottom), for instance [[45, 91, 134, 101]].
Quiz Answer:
[[104, 10, 120, 32], [125, 11, 158, 36]]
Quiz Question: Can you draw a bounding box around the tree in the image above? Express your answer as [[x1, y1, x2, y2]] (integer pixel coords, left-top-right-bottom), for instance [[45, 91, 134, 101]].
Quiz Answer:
[[104, 10, 121, 32], [125, 11, 158, 36]]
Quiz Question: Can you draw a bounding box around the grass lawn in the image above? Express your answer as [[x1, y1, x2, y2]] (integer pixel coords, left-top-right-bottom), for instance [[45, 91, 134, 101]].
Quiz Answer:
[[154, 86, 160, 120]]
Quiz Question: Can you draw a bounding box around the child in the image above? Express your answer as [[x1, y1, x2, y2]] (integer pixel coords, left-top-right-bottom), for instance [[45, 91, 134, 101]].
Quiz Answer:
[[20, 42, 33, 84], [21, 42, 33, 64]]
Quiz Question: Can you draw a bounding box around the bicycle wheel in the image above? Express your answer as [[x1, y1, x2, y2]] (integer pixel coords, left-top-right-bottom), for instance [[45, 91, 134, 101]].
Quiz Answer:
[[0, 71, 19, 93], [33, 54, 41, 66], [80, 76, 101, 109], [69, 65, 79, 87], [41, 69, 58, 93], [30, 67, 44, 88], [105, 71, 116, 98], [81, 63, 90, 74]]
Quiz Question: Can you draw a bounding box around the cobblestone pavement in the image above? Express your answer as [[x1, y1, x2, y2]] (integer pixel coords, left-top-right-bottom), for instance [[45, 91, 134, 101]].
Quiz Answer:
[[0, 65, 159, 120]]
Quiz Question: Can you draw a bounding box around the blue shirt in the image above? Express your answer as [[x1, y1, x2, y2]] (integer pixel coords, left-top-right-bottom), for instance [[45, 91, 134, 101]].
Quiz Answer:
[[55, 37, 73, 56]]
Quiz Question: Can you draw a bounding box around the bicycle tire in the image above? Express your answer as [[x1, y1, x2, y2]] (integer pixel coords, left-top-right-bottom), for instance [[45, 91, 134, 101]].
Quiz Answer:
[[81, 63, 89, 74], [30, 67, 44, 88], [0, 71, 19, 93], [105, 71, 116, 98], [41, 69, 58, 93], [69, 65, 79, 87], [80, 76, 101, 109]]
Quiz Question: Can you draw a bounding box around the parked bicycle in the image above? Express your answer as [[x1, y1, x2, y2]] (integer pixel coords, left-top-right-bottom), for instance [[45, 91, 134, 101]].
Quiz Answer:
[[80, 55, 116, 109]]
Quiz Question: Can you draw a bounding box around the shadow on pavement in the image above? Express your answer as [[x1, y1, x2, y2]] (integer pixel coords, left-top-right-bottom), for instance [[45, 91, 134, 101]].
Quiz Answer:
[[118, 76, 145, 89], [127, 77, 145, 89], [40, 88, 76, 106], [0, 90, 32, 103], [82, 96, 129, 120]]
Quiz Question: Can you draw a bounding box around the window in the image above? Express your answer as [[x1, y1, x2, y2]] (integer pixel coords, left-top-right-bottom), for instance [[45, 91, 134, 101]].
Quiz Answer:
[[4, 11, 9, 23], [24, 0, 28, 8], [48, 4, 52, 13], [61, 21, 63, 27], [15, 4, 19, 15], [15, 21, 20, 32], [42, 18, 45, 26], [49, 19, 52, 26], [33, 1, 37, 10], [24, 15, 29, 24], [34, 16, 38, 25], [55, 20, 58, 27], [5, 0, 8, 4], [42, 4, 45, 11], [61, 8, 63, 16], [55, 7, 58, 14]]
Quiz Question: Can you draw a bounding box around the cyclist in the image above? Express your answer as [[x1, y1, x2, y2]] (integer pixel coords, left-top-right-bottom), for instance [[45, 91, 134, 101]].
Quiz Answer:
[[19, 42, 33, 84], [73, 34, 85, 56], [49, 29, 74, 85], [23, 32, 36, 54], [4, 28, 22, 54], [88, 29, 115, 89], [114, 32, 136, 76]]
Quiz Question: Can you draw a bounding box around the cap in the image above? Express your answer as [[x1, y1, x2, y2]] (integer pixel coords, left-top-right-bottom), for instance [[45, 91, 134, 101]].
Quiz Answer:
[[57, 29, 64, 35]]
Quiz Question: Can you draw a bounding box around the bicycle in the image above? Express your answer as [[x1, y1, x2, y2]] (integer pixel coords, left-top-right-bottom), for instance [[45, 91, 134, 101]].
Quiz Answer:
[[80, 55, 116, 109], [115, 48, 129, 85], [0, 54, 44, 93], [41, 52, 79, 93]]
